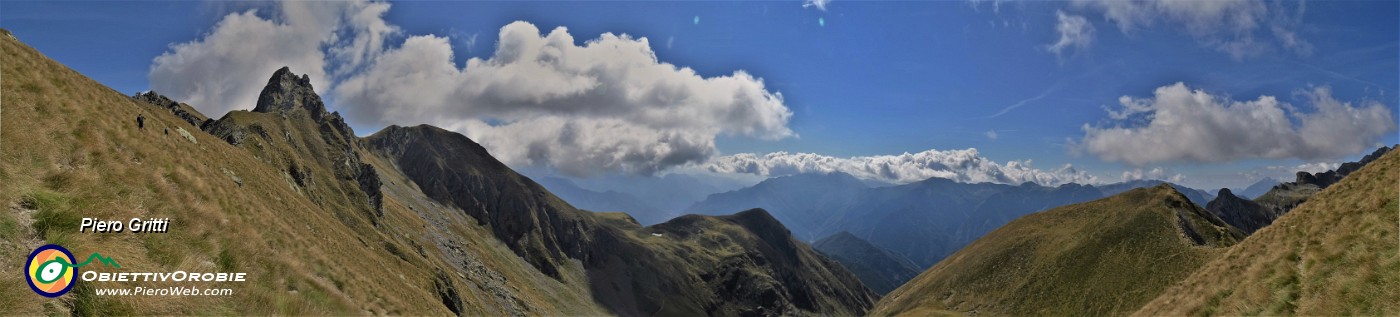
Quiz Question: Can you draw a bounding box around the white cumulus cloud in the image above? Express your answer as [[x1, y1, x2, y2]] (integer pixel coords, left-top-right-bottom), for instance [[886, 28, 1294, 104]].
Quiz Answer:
[[149, 1, 397, 117], [1080, 83, 1395, 165], [803, 0, 832, 11], [333, 21, 795, 176], [150, 3, 794, 177], [705, 148, 1099, 186]]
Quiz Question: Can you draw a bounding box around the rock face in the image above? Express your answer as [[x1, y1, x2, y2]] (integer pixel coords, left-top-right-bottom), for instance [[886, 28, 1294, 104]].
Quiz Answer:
[[366, 124, 877, 316], [813, 231, 920, 295], [251, 67, 328, 120], [204, 67, 383, 222], [131, 91, 210, 128], [1205, 188, 1273, 234], [1237, 145, 1396, 232], [365, 124, 590, 278], [1294, 145, 1393, 189]]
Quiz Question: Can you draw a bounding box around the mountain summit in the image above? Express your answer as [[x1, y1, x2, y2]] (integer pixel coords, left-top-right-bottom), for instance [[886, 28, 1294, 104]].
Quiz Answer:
[[0, 33, 874, 316]]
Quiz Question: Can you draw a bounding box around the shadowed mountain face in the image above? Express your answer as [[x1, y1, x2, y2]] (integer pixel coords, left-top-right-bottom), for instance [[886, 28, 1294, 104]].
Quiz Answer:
[[1205, 188, 1274, 234], [365, 124, 877, 316], [813, 232, 920, 295], [873, 184, 1244, 316], [0, 33, 874, 316]]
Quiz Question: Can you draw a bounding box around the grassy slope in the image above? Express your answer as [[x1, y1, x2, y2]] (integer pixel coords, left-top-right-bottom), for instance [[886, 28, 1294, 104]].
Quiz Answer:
[[0, 30, 603, 315], [1134, 149, 1400, 316], [872, 184, 1241, 316]]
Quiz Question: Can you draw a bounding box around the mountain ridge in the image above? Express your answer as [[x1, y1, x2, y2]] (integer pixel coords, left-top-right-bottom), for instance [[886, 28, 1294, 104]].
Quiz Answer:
[[812, 231, 920, 295], [872, 184, 1243, 316], [0, 33, 874, 316]]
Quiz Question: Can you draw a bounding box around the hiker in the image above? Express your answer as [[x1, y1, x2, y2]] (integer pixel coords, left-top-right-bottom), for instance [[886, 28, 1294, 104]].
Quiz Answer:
[[137, 114, 145, 130]]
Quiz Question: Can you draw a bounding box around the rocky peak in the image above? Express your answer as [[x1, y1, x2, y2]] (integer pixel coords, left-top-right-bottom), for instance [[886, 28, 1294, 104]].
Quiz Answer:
[[1293, 145, 1395, 189], [252, 67, 328, 121]]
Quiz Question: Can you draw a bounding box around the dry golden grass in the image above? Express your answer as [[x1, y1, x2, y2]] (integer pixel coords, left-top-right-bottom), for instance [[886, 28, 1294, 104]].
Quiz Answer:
[[1134, 149, 1400, 316], [0, 30, 603, 315], [871, 184, 1240, 317]]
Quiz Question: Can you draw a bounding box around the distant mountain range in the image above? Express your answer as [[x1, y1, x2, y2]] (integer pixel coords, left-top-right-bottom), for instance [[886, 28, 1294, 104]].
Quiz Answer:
[[525, 171, 753, 225], [686, 172, 1216, 269], [1234, 177, 1280, 199], [533, 177, 678, 225]]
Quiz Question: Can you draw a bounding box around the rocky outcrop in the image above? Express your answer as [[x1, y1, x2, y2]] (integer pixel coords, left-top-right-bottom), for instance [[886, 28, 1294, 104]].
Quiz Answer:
[[252, 67, 328, 120], [204, 67, 383, 222], [131, 91, 210, 128], [1205, 188, 1273, 234], [1253, 145, 1395, 219], [1293, 145, 1393, 189], [432, 270, 464, 316]]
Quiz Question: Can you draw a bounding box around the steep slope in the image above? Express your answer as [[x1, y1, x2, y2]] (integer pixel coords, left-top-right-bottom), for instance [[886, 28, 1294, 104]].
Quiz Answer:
[[1207, 145, 1395, 236], [812, 232, 920, 295], [872, 184, 1244, 316], [1135, 149, 1400, 316], [366, 125, 877, 316], [1253, 145, 1394, 216], [203, 67, 384, 225], [0, 30, 604, 315], [0, 32, 875, 316]]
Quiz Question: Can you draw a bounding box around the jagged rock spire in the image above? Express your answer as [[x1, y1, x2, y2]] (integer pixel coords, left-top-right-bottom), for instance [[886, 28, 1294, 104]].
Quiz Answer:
[[252, 66, 327, 120]]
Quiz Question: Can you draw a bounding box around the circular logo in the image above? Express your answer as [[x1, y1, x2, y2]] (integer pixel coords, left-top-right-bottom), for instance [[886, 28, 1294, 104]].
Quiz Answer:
[[26, 244, 77, 297]]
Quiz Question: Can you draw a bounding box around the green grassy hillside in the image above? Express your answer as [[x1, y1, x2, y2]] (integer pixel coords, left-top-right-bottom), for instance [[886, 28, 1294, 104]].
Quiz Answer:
[[0, 30, 876, 316], [872, 184, 1243, 316], [1134, 149, 1400, 316], [0, 29, 608, 315]]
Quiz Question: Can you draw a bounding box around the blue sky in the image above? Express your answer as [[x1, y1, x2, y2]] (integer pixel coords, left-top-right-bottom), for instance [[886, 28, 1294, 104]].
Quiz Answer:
[[3, 0, 1396, 190]]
